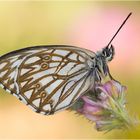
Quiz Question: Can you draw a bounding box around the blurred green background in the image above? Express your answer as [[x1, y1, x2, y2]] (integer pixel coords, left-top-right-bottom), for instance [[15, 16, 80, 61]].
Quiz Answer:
[[0, 1, 140, 139]]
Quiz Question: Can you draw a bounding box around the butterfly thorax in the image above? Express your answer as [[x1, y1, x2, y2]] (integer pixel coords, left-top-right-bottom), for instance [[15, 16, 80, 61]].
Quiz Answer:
[[89, 55, 108, 83], [92, 45, 115, 82]]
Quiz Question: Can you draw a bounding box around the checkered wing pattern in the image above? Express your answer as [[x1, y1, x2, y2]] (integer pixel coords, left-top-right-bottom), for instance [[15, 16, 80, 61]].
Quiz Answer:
[[0, 45, 95, 115]]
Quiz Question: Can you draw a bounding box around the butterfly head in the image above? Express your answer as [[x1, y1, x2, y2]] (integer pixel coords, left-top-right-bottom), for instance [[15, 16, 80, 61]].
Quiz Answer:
[[100, 44, 115, 62], [91, 45, 115, 82]]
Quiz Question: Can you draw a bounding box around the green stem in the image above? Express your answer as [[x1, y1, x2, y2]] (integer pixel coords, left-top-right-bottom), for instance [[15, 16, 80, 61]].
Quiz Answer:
[[108, 95, 134, 129]]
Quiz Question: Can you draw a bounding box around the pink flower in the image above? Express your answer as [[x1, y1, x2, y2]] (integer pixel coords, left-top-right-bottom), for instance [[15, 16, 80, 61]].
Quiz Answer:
[[71, 80, 135, 132], [78, 96, 105, 122]]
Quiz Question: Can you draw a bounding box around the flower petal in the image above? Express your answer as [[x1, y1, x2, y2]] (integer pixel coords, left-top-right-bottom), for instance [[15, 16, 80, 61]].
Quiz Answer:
[[85, 113, 103, 122], [83, 103, 102, 113], [82, 96, 106, 108]]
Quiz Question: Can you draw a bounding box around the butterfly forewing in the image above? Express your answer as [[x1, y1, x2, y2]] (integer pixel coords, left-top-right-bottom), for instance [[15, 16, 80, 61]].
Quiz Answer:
[[0, 45, 95, 115]]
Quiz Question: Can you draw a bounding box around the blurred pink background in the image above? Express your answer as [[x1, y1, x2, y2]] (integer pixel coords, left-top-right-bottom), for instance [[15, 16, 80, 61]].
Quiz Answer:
[[0, 1, 140, 139]]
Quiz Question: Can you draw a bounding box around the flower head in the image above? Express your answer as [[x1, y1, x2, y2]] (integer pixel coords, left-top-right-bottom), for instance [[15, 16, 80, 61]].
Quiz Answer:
[[70, 80, 136, 132]]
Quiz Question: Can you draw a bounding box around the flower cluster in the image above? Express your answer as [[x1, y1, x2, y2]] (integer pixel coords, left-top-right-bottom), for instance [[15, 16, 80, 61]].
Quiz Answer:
[[70, 80, 136, 132]]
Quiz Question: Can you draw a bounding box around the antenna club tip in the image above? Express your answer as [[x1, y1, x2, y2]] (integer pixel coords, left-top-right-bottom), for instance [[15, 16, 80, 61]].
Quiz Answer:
[[129, 12, 132, 16]]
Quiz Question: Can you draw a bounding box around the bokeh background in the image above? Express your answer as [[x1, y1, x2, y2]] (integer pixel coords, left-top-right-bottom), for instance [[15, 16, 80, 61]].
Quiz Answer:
[[0, 1, 140, 139]]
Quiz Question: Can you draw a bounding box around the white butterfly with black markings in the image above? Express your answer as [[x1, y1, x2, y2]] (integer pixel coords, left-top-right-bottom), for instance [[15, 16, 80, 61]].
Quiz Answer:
[[0, 13, 131, 115]]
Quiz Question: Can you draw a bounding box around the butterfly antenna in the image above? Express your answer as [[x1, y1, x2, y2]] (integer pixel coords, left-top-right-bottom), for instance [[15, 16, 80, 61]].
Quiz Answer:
[[107, 12, 132, 47]]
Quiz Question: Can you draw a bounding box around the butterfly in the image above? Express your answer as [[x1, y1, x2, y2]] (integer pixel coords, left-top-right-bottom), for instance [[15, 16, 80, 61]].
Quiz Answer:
[[0, 45, 114, 115], [0, 13, 131, 115]]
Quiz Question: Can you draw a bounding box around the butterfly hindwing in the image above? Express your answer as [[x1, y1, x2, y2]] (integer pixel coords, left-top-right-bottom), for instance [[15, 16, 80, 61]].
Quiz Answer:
[[0, 45, 95, 115]]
